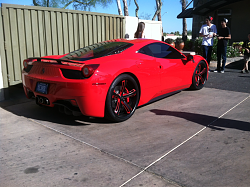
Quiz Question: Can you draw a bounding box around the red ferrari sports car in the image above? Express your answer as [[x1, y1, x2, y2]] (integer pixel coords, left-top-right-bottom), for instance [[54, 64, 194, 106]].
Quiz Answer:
[[22, 39, 208, 122]]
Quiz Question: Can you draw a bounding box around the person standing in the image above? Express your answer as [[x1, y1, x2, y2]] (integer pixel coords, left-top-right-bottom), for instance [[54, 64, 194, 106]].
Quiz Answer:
[[214, 18, 231, 73], [241, 33, 250, 73], [199, 16, 217, 71], [134, 22, 145, 38], [162, 28, 165, 42]]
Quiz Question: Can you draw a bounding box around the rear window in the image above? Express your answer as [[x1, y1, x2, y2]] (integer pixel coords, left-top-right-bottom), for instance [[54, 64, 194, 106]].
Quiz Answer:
[[61, 42, 133, 61]]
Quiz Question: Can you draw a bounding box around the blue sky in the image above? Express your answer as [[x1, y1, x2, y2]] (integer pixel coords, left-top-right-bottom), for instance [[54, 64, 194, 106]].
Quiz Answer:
[[0, 0, 193, 33]]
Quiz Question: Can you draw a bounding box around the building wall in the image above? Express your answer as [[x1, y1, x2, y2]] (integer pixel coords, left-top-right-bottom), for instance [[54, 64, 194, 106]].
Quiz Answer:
[[192, 0, 250, 43], [0, 55, 4, 101], [221, 0, 250, 42], [124, 16, 162, 41], [163, 35, 192, 41]]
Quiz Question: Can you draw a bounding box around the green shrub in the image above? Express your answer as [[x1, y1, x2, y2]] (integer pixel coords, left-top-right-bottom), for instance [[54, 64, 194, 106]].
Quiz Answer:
[[165, 38, 174, 44], [194, 37, 203, 56], [194, 37, 240, 60], [227, 45, 240, 58], [211, 38, 218, 61], [183, 39, 193, 51], [175, 37, 184, 44]]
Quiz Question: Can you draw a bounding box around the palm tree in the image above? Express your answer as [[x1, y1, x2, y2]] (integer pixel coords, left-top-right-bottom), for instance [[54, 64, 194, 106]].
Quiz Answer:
[[152, 0, 162, 21], [122, 0, 129, 16], [116, 0, 123, 15], [180, 0, 188, 41], [134, 0, 139, 17]]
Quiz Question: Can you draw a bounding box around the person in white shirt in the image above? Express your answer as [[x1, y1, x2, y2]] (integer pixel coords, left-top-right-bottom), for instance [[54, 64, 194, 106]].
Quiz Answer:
[[199, 16, 217, 71]]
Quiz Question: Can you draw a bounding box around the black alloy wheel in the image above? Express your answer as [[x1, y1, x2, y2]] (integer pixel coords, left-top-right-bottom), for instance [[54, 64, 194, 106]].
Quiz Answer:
[[190, 60, 208, 90], [105, 74, 139, 122]]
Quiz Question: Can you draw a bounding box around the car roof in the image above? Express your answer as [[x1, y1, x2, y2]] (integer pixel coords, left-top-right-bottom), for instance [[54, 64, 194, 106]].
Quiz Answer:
[[108, 38, 165, 50], [118, 38, 162, 45]]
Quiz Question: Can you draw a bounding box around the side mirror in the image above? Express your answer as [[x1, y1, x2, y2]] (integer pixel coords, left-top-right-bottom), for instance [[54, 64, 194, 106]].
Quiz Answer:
[[187, 54, 194, 61]]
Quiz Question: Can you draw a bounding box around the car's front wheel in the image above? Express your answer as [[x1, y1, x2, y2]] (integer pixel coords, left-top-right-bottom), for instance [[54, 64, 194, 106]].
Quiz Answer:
[[190, 60, 208, 90], [105, 74, 139, 122]]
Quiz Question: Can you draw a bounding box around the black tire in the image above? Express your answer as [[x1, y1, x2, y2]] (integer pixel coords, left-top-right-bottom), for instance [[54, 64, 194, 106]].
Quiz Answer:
[[190, 60, 208, 90], [105, 74, 139, 122]]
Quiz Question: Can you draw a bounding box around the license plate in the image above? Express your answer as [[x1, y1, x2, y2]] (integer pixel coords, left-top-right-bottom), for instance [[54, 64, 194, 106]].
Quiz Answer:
[[35, 82, 49, 94]]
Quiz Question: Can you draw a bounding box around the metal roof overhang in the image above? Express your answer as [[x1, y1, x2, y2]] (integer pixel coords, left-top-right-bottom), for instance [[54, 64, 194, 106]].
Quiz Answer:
[[177, 8, 194, 18], [177, 0, 244, 18]]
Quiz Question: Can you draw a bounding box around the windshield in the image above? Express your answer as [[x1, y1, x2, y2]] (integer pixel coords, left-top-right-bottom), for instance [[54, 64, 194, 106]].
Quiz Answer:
[[61, 42, 133, 61]]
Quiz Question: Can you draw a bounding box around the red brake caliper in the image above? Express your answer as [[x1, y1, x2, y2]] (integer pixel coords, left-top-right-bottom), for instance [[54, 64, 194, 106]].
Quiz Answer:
[[113, 80, 126, 115]]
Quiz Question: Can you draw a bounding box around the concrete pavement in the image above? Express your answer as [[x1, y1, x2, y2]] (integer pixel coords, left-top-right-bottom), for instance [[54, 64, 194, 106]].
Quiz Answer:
[[1, 59, 250, 187]]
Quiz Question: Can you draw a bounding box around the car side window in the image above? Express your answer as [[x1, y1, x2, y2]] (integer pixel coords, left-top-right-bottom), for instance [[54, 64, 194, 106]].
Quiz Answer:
[[138, 46, 154, 57], [140, 43, 185, 59]]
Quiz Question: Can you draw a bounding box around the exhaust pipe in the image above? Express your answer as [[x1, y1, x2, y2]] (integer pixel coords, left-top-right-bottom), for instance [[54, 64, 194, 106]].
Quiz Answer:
[[36, 96, 50, 105], [44, 98, 49, 105], [39, 97, 44, 104]]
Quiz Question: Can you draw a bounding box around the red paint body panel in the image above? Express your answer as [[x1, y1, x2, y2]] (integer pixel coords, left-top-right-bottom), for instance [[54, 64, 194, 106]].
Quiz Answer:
[[22, 39, 208, 118]]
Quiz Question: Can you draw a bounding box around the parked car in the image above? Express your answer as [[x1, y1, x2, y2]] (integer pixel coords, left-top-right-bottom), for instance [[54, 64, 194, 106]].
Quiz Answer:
[[22, 39, 208, 122]]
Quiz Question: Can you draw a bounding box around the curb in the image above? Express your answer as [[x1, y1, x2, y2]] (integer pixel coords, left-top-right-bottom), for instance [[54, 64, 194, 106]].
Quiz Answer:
[[209, 56, 244, 68]]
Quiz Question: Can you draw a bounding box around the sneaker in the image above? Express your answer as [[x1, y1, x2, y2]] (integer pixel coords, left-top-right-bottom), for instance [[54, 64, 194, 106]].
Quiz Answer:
[[214, 69, 219, 72], [246, 70, 249, 73], [241, 70, 245, 73], [220, 70, 224, 73]]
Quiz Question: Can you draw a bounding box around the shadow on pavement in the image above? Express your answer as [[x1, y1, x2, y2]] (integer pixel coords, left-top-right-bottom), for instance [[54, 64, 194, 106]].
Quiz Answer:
[[206, 59, 250, 93], [1, 81, 249, 127], [150, 109, 250, 132], [225, 59, 245, 70], [1, 100, 110, 126], [238, 75, 250, 78]]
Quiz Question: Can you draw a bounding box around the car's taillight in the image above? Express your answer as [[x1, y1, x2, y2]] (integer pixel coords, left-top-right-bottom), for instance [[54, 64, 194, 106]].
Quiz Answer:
[[23, 59, 29, 69], [81, 64, 99, 78], [41, 59, 57, 63], [23, 59, 36, 69]]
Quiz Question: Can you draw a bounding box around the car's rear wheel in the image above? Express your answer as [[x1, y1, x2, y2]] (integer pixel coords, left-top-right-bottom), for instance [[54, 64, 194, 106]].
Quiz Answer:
[[190, 60, 208, 90], [105, 74, 139, 122]]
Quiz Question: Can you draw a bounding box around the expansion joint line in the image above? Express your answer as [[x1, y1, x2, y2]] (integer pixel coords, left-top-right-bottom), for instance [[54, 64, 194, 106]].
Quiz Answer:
[[25, 95, 249, 187], [27, 118, 143, 170], [119, 95, 250, 187], [28, 116, 181, 186], [27, 116, 182, 187]]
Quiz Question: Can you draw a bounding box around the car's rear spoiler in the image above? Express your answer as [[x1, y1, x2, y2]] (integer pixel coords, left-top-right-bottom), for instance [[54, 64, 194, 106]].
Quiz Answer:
[[27, 57, 83, 64]]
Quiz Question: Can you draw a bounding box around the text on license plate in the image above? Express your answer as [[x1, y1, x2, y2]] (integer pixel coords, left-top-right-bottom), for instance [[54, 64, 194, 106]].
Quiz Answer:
[[35, 82, 49, 94]]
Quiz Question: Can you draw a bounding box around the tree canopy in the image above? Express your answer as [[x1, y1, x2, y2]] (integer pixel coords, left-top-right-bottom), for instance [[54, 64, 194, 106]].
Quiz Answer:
[[32, 0, 63, 7], [32, 0, 112, 10], [33, 0, 163, 21]]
